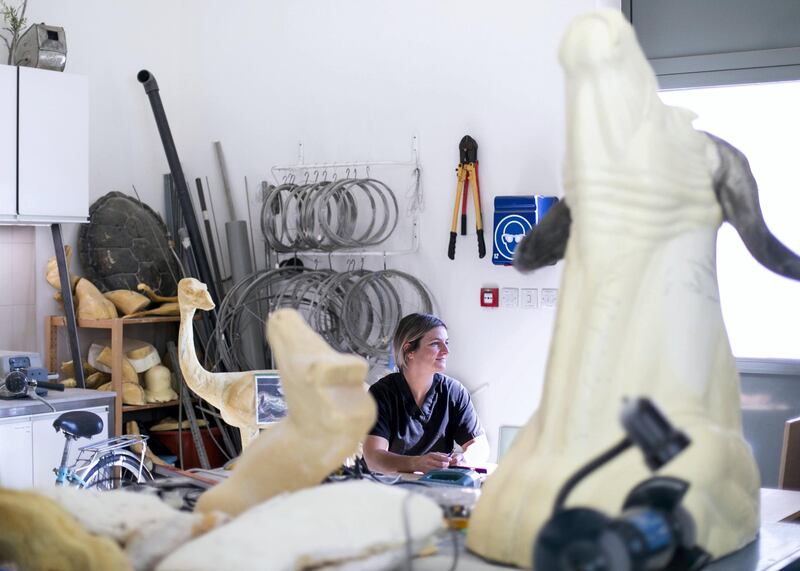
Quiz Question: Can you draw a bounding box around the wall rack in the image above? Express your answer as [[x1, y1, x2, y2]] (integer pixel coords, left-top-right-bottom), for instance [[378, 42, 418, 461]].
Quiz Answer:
[[268, 137, 422, 258]]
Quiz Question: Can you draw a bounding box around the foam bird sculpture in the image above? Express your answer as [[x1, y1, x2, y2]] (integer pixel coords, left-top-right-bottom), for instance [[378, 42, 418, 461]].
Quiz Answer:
[[466, 9, 800, 568], [177, 278, 268, 447], [195, 306, 376, 516]]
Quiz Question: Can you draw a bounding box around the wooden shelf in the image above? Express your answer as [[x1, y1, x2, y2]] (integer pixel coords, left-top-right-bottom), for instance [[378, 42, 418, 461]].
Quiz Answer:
[[49, 315, 181, 328], [122, 400, 180, 413], [46, 314, 182, 436]]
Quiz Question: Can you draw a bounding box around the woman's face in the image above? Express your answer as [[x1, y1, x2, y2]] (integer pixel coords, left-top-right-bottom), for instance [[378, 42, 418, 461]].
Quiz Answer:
[[406, 326, 449, 374]]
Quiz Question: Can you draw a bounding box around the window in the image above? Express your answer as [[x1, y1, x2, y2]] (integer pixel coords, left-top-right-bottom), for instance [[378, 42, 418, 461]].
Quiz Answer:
[[659, 82, 800, 359]]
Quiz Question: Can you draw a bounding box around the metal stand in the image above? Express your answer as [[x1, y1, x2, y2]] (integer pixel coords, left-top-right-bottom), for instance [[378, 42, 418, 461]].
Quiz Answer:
[[167, 341, 210, 470], [51, 224, 85, 388]]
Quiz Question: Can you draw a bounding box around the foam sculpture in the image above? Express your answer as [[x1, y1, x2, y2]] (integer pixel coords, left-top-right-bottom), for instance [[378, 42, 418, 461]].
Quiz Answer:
[[0, 488, 131, 571], [194, 303, 377, 517], [104, 290, 151, 315], [76, 278, 118, 320], [36, 486, 229, 571], [467, 9, 800, 568], [159, 481, 442, 571], [144, 365, 178, 403], [177, 278, 264, 447]]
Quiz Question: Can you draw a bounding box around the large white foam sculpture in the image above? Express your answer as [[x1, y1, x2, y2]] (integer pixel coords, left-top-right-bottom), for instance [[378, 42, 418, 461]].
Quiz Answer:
[[467, 9, 800, 568]]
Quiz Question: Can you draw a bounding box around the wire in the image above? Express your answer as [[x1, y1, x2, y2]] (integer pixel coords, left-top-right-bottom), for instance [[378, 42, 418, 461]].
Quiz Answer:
[[210, 268, 431, 372], [260, 177, 399, 252]]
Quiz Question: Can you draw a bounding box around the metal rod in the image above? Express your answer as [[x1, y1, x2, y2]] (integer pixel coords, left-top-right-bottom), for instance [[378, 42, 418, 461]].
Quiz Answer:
[[205, 175, 229, 280], [51, 224, 84, 389], [244, 176, 258, 272], [213, 141, 237, 222], [168, 341, 210, 470], [195, 177, 224, 296], [137, 70, 220, 320]]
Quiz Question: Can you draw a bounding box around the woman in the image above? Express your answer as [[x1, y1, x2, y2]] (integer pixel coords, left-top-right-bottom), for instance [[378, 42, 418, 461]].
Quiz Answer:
[[363, 313, 489, 473]]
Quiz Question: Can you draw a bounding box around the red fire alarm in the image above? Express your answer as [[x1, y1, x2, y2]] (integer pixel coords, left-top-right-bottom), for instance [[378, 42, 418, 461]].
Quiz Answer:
[[480, 287, 499, 307]]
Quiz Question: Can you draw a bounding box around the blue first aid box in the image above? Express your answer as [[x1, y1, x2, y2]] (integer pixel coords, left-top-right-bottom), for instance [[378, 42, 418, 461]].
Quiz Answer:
[[492, 195, 559, 266]]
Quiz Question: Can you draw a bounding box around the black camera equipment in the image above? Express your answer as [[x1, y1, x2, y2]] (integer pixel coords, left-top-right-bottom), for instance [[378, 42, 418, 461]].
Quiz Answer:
[[534, 398, 711, 571], [1, 356, 64, 411]]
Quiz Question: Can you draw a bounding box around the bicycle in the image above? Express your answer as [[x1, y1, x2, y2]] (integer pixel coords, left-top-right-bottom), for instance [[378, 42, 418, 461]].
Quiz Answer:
[[1, 365, 153, 489], [53, 410, 154, 489]]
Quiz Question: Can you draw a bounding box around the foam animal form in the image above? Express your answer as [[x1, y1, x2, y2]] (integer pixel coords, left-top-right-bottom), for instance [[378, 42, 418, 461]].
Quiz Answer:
[[0, 488, 131, 571], [467, 10, 800, 567], [177, 277, 268, 448], [194, 307, 376, 517], [75, 278, 118, 320], [138, 283, 178, 303], [104, 290, 151, 315], [45, 244, 79, 293]]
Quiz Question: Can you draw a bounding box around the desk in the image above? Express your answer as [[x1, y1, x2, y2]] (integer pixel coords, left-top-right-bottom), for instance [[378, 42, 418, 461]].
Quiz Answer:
[[414, 489, 800, 570]]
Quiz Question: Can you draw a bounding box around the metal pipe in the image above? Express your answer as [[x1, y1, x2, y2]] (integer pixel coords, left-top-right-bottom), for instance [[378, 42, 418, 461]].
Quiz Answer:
[[51, 224, 85, 389], [137, 70, 220, 318], [214, 141, 237, 222], [195, 177, 224, 296]]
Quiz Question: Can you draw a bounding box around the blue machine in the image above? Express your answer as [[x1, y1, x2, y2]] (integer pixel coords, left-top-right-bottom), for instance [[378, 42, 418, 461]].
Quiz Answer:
[[492, 195, 559, 266], [418, 466, 482, 488]]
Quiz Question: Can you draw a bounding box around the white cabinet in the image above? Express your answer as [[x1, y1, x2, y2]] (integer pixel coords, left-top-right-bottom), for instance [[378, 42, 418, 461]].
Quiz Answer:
[[0, 64, 88, 224], [0, 65, 15, 219], [0, 417, 33, 488], [0, 405, 108, 489]]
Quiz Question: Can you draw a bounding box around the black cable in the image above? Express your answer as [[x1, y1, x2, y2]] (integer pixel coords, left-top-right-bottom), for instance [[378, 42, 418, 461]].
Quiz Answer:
[[552, 436, 633, 513]]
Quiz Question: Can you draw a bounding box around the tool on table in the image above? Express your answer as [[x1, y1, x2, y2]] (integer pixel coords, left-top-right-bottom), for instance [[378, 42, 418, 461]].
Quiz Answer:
[[419, 466, 482, 489], [533, 397, 709, 571], [448, 135, 486, 260], [1, 355, 64, 411]]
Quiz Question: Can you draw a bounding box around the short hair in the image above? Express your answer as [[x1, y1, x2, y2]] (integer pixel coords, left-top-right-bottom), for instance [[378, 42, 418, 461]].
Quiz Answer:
[[392, 313, 447, 371]]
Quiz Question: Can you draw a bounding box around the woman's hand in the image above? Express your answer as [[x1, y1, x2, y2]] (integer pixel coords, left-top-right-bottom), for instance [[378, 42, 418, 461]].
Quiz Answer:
[[413, 452, 451, 473], [448, 452, 465, 466]]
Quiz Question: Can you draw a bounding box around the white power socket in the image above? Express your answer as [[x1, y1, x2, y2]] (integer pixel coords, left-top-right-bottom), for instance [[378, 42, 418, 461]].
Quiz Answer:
[[500, 287, 519, 308], [521, 288, 538, 308], [541, 288, 559, 308]]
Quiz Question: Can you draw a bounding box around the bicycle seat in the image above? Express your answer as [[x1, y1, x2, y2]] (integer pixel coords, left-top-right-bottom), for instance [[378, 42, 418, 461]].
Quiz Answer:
[[53, 411, 104, 439]]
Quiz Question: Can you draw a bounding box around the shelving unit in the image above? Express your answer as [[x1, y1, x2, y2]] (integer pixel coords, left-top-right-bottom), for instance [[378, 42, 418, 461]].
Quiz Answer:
[[46, 315, 181, 435]]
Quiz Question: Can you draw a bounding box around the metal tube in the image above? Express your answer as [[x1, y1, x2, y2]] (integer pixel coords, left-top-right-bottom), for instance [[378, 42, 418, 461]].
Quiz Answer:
[[137, 70, 220, 318], [195, 177, 224, 295], [51, 224, 85, 389]]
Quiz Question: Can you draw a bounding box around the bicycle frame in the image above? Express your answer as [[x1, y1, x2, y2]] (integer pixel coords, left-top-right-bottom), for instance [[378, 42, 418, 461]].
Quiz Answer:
[[54, 434, 150, 487]]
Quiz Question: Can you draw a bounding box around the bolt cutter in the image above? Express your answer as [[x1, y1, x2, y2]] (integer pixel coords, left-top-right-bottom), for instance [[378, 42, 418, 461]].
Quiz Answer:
[[448, 135, 486, 260]]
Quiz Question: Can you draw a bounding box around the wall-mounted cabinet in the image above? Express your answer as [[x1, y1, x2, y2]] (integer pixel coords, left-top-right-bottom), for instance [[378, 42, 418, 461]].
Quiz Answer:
[[0, 64, 88, 224]]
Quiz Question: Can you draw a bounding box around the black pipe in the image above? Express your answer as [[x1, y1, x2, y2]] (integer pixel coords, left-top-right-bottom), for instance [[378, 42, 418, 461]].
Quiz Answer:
[[137, 70, 220, 319], [51, 224, 85, 389]]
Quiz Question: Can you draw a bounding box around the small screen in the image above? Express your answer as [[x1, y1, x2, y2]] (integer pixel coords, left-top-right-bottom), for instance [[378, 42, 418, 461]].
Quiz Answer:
[[255, 372, 287, 425]]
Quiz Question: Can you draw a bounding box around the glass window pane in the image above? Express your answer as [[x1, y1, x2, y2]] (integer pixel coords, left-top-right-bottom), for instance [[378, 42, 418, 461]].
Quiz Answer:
[[659, 82, 800, 359]]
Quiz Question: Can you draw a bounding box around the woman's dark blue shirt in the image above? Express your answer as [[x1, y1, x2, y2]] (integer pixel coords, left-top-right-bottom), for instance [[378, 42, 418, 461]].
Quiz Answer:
[[368, 372, 484, 456]]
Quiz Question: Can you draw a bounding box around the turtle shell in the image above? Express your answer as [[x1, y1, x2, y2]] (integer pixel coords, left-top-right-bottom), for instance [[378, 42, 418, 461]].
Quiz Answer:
[[78, 191, 180, 296]]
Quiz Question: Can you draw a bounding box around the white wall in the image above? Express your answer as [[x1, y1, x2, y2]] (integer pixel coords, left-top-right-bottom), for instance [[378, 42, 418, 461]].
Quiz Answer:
[[0, 226, 36, 351], [16, 0, 619, 459]]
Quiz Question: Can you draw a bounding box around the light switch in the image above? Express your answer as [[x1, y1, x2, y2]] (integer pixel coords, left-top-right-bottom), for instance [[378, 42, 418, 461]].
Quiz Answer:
[[521, 288, 538, 308], [541, 288, 558, 308], [500, 287, 519, 308]]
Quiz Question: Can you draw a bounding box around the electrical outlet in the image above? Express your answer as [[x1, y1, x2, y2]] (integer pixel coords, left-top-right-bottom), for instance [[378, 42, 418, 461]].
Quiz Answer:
[[500, 287, 519, 308], [521, 288, 538, 308], [541, 288, 558, 308]]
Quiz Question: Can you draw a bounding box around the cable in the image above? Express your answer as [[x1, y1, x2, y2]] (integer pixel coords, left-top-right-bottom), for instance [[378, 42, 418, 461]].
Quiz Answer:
[[210, 268, 432, 372], [260, 177, 399, 252]]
